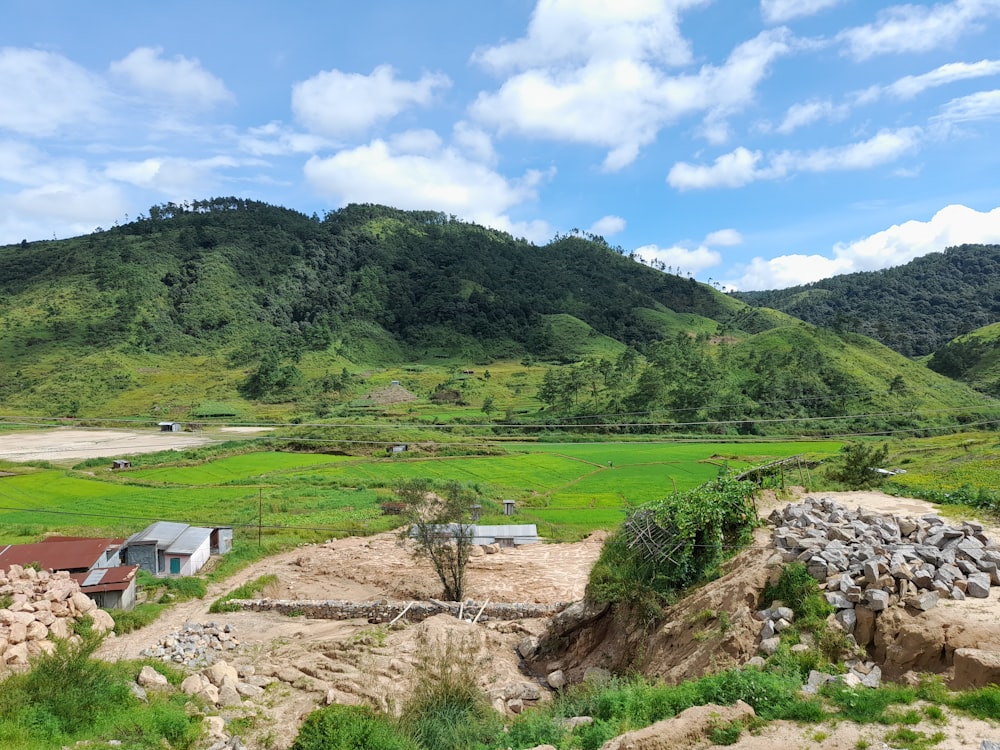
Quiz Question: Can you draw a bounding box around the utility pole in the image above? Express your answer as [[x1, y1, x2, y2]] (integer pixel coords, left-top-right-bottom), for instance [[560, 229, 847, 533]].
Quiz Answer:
[[258, 487, 262, 549]]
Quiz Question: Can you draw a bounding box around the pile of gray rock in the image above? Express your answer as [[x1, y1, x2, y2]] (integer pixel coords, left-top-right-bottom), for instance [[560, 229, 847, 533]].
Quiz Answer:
[[771, 497, 999, 630], [139, 621, 240, 668], [0, 564, 114, 667]]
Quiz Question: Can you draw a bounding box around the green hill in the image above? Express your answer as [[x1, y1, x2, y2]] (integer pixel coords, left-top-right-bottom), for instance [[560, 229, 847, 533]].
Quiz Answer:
[[734, 244, 1000, 357], [0, 198, 992, 435], [927, 321, 1000, 396]]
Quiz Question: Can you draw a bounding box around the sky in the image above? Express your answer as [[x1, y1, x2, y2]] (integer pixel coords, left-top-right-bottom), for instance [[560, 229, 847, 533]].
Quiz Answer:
[[3, 0, 1000, 290]]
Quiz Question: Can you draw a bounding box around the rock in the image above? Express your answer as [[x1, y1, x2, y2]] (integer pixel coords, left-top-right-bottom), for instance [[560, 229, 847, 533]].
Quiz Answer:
[[218, 684, 242, 707], [204, 715, 226, 739], [236, 682, 265, 699], [4, 641, 28, 665], [517, 636, 539, 659], [547, 670, 566, 690], [507, 698, 524, 714], [835, 608, 857, 634], [8, 622, 27, 644], [181, 674, 208, 695], [967, 573, 991, 598], [866, 589, 890, 611], [129, 682, 148, 702], [601, 701, 756, 750], [90, 608, 115, 633], [205, 660, 240, 688], [137, 665, 169, 689], [759, 637, 781, 656], [745, 656, 766, 669], [560, 716, 594, 730], [25, 621, 48, 641], [905, 591, 939, 612], [504, 682, 541, 701], [198, 684, 221, 706], [953, 649, 1000, 690], [70, 591, 96, 614]]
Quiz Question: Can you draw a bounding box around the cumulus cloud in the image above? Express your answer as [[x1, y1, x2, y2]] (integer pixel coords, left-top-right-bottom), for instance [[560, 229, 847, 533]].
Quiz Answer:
[[471, 0, 794, 170], [292, 65, 450, 137], [588, 215, 626, 237], [728, 203, 1000, 290], [109, 47, 233, 108], [761, 0, 845, 24], [632, 242, 722, 273], [0, 48, 105, 136], [303, 132, 552, 241], [838, 0, 1000, 61], [668, 128, 922, 189]]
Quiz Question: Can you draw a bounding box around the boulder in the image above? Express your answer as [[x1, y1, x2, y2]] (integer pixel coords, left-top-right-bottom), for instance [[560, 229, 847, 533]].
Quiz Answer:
[[600, 701, 756, 750], [953, 649, 1000, 690], [137, 665, 169, 689]]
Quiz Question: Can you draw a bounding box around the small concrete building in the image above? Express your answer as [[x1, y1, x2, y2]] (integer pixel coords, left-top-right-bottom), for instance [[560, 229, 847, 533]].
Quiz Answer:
[[123, 521, 229, 576], [70, 565, 139, 610], [112, 459, 131, 470], [158, 421, 182, 432], [471, 524, 539, 548]]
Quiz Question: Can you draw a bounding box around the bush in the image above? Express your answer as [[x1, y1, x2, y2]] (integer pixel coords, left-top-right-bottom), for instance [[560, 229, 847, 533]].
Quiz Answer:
[[762, 562, 833, 630], [209, 574, 278, 613], [291, 705, 416, 750], [827, 442, 890, 489], [111, 603, 164, 634]]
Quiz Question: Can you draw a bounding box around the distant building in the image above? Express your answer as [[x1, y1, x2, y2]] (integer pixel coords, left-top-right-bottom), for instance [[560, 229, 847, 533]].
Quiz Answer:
[[70, 566, 138, 610], [122, 522, 232, 577], [502, 499, 516, 516], [112, 459, 131, 470], [0, 537, 138, 610], [158, 422, 182, 432], [471, 524, 538, 547], [410, 523, 539, 548], [388, 443, 408, 454], [0, 537, 123, 573]]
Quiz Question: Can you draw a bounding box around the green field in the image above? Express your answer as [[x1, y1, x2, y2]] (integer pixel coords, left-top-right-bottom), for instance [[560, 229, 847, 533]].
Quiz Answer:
[[0, 441, 841, 547]]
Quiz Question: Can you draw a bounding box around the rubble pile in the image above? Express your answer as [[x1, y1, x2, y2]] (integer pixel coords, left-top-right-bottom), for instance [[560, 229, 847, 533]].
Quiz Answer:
[[770, 496, 999, 646], [0, 564, 114, 667], [140, 621, 241, 668]]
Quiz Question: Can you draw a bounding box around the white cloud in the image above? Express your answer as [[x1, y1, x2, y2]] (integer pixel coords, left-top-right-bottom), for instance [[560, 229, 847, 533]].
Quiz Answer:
[[105, 155, 262, 196], [452, 122, 497, 165], [839, 0, 1000, 61], [668, 128, 922, 189], [668, 147, 763, 189], [705, 228, 742, 246], [934, 88, 1000, 123], [761, 0, 845, 24], [632, 242, 721, 273], [303, 133, 552, 242], [292, 65, 450, 137], [588, 215, 626, 236], [109, 47, 233, 108], [774, 99, 849, 133], [887, 59, 1000, 99], [239, 121, 334, 156], [728, 203, 1000, 289], [473, 0, 704, 73], [471, 1, 793, 170], [0, 48, 105, 136]]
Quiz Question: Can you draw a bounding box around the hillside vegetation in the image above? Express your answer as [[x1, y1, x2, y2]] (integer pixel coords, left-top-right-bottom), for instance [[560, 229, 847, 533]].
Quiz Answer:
[[0, 199, 992, 436], [735, 244, 1000, 357]]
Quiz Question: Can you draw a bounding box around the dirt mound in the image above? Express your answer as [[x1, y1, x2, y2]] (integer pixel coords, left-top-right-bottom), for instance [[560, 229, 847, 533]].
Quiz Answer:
[[365, 384, 418, 405]]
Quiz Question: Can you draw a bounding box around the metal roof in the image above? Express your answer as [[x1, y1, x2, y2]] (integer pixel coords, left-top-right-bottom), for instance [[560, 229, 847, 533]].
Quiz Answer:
[[70, 565, 138, 593], [0, 538, 119, 571], [166, 526, 212, 556], [126, 521, 190, 547], [473, 525, 538, 537]]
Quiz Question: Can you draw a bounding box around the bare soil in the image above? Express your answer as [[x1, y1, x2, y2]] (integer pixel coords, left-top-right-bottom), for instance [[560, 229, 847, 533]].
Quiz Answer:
[[0, 427, 217, 462]]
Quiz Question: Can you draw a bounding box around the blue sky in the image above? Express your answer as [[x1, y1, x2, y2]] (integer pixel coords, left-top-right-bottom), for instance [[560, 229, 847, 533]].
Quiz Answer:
[[3, 0, 1000, 289]]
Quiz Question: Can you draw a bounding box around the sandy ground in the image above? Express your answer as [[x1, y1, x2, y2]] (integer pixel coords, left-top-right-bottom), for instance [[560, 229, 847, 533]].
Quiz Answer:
[[0, 425, 279, 463]]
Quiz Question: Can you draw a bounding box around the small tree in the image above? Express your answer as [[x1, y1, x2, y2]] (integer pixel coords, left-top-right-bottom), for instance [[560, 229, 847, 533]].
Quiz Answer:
[[397, 479, 475, 601], [828, 442, 890, 489]]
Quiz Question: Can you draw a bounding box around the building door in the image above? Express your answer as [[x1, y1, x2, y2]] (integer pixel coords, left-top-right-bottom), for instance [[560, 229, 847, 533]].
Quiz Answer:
[[169, 557, 181, 575]]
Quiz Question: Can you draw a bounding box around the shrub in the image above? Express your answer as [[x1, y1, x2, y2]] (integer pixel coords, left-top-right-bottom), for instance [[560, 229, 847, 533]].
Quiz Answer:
[[291, 705, 416, 750], [209, 574, 278, 613], [111, 603, 164, 634]]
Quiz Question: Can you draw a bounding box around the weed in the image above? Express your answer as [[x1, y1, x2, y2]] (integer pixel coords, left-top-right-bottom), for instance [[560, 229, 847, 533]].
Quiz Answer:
[[884, 727, 945, 750], [209, 573, 279, 613], [812, 729, 829, 742], [708, 719, 744, 745]]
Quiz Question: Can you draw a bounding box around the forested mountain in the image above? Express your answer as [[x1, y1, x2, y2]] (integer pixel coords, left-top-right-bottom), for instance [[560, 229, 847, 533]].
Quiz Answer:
[[734, 245, 1000, 357], [0, 199, 991, 433]]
